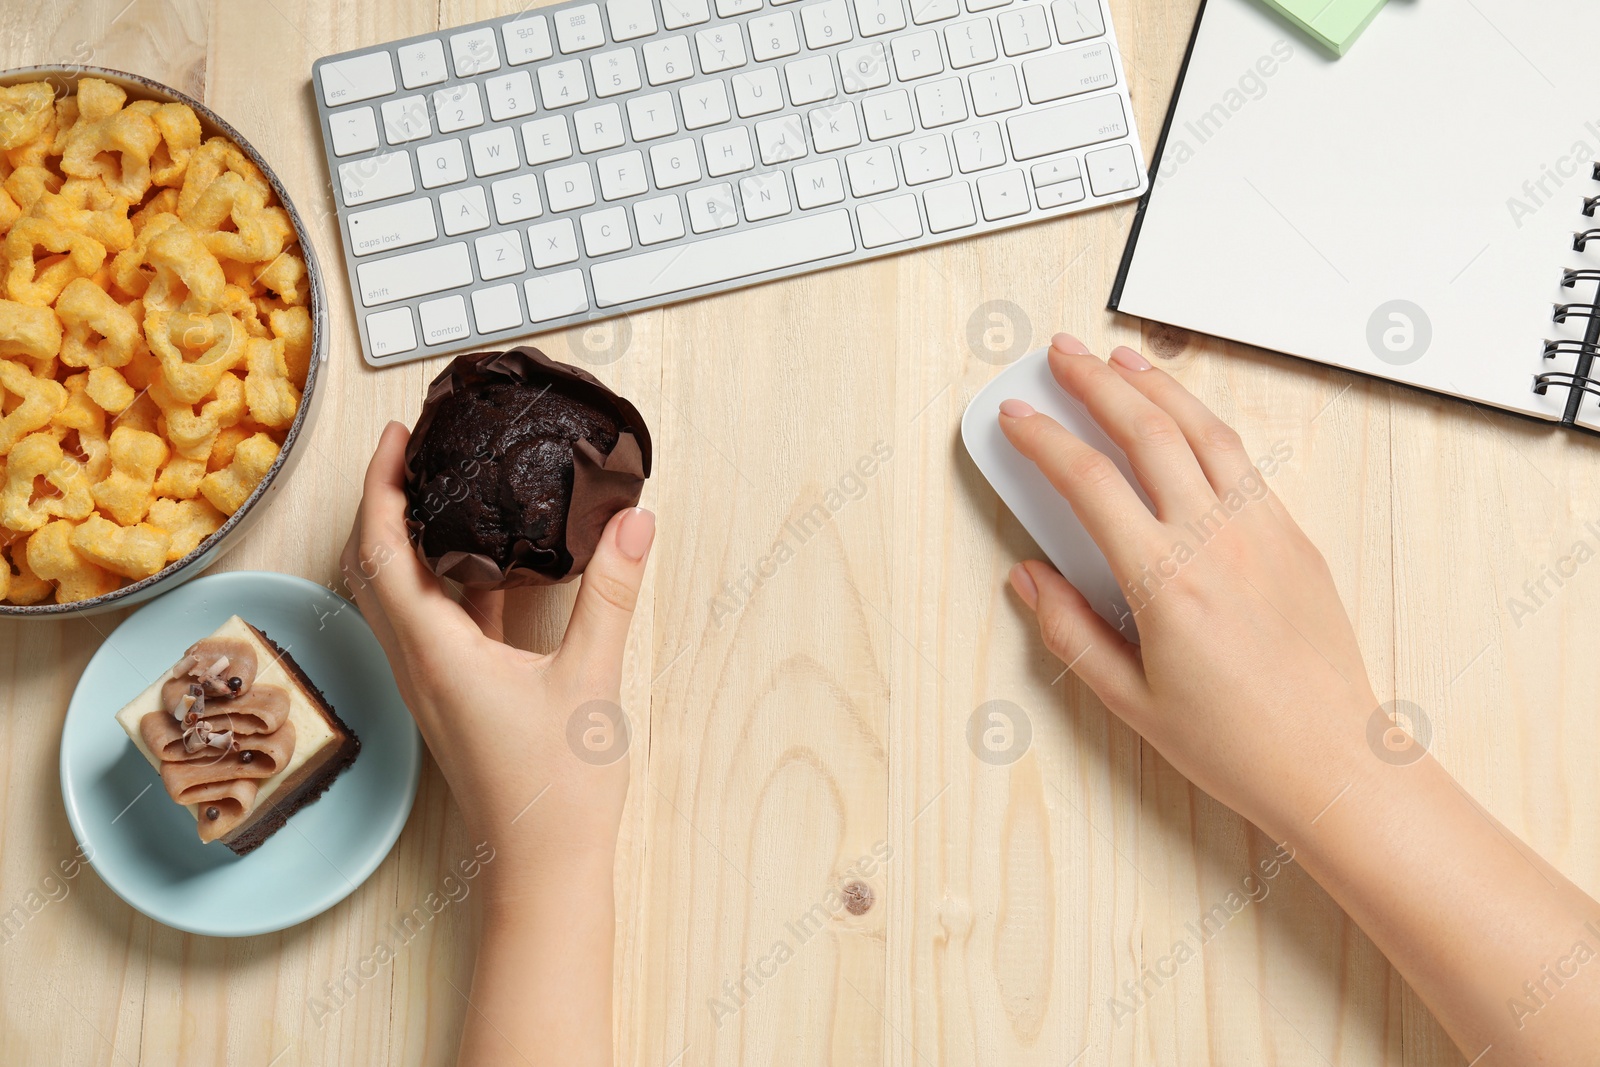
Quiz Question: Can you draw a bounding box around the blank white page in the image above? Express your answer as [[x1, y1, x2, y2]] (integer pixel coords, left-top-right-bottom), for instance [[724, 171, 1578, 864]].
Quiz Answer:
[[1116, 0, 1600, 426]]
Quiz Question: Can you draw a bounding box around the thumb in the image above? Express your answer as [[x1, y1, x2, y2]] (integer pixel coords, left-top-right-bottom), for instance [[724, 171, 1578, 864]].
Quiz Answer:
[[558, 507, 655, 679]]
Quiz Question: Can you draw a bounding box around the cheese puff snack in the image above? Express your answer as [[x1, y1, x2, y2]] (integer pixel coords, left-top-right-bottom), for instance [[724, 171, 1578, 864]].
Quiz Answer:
[[0, 78, 308, 606]]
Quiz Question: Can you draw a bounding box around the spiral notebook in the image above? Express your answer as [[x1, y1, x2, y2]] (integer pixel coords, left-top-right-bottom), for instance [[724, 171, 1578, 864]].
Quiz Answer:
[[1110, 0, 1600, 433]]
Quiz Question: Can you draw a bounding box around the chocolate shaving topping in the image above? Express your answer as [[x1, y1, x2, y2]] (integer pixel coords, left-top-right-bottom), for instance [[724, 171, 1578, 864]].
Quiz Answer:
[[403, 346, 652, 589]]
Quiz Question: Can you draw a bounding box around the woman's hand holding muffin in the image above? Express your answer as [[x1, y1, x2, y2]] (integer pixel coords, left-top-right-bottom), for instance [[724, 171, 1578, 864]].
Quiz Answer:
[[344, 418, 653, 1067]]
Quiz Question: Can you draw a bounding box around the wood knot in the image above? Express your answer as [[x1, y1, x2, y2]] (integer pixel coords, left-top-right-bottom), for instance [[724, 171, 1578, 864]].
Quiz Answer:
[[1146, 325, 1190, 361], [841, 880, 874, 915]]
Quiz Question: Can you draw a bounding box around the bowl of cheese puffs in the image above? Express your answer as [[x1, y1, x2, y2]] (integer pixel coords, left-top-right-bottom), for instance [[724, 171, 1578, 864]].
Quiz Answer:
[[0, 66, 326, 616]]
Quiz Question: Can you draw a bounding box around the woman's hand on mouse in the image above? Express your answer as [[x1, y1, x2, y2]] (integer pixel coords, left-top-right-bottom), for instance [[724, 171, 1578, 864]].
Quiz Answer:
[[340, 420, 656, 895], [997, 334, 1375, 842]]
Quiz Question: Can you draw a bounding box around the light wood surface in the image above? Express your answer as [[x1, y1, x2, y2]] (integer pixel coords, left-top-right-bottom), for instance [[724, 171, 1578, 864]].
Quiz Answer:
[[4, 2, 1598, 1064]]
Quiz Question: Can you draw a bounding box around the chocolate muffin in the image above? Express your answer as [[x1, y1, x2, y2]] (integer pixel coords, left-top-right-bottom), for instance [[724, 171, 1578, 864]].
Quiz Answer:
[[405, 348, 651, 586]]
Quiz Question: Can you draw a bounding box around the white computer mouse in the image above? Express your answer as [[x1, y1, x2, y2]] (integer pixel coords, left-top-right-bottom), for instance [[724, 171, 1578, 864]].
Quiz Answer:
[[960, 347, 1154, 643]]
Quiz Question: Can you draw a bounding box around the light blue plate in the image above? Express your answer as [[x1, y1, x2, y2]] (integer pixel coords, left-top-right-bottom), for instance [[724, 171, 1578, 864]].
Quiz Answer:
[[59, 571, 421, 937]]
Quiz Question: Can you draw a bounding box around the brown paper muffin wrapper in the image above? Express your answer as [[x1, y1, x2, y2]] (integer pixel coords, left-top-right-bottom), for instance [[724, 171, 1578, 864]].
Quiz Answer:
[[404, 346, 653, 588]]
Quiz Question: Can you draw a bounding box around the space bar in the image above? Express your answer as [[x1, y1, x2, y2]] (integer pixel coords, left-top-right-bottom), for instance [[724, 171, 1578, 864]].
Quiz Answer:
[[590, 210, 857, 307]]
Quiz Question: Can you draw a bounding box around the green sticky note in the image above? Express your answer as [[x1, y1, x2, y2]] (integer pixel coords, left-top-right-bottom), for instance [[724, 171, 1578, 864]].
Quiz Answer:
[[1254, 0, 1388, 55]]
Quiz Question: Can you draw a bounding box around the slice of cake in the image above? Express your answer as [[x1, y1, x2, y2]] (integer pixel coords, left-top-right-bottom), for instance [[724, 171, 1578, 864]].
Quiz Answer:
[[114, 616, 360, 855]]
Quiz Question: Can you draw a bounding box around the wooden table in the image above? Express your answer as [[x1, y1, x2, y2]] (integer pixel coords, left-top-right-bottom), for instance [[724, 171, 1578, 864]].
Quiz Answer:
[[5, 1, 1598, 1063]]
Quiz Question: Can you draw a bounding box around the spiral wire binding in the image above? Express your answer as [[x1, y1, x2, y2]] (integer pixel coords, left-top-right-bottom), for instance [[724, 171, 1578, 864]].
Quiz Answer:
[[1537, 166, 1600, 424]]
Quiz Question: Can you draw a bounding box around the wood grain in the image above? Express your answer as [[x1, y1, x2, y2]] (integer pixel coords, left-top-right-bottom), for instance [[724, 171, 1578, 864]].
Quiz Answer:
[[3, 0, 1598, 1064]]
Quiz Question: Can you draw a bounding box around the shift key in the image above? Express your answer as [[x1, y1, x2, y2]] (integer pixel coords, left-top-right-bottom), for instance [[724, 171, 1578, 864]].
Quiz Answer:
[[1006, 92, 1127, 161], [357, 243, 472, 306]]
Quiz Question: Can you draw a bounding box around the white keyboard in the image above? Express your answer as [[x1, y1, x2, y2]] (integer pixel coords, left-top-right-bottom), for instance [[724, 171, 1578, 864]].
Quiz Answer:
[[312, 0, 1145, 367]]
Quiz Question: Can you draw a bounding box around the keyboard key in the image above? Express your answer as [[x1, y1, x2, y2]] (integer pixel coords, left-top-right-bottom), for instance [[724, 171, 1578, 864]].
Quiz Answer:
[[998, 6, 1049, 55], [968, 0, 1011, 10], [529, 218, 580, 266], [852, 0, 907, 37], [1006, 91, 1125, 159], [627, 92, 679, 139], [522, 115, 574, 164], [420, 294, 471, 345], [899, 133, 951, 184], [719, 0, 763, 14], [661, 0, 712, 29], [634, 194, 686, 244], [733, 69, 784, 117], [914, 78, 967, 126], [809, 102, 861, 151], [1086, 142, 1139, 195], [539, 60, 591, 107], [546, 162, 598, 211], [793, 158, 845, 208], [1036, 177, 1085, 207], [857, 193, 923, 247], [598, 149, 648, 199], [504, 17, 554, 64], [491, 174, 544, 223], [952, 121, 1003, 170], [740, 171, 792, 221], [703, 127, 755, 175], [607, 0, 660, 40], [440, 186, 492, 234], [644, 36, 696, 84], [945, 19, 996, 67], [801, 0, 854, 48], [381, 95, 431, 144], [688, 183, 739, 232], [592, 209, 855, 304], [329, 107, 378, 156], [750, 13, 802, 61], [593, 48, 644, 96], [583, 207, 634, 255], [976, 168, 1028, 219], [347, 197, 438, 256], [399, 39, 449, 89], [451, 28, 501, 75], [576, 103, 627, 152], [525, 271, 590, 321], [339, 151, 414, 206], [366, 306, 417, 357], [556, 5, 608, 52], [1030, 156, 1079, 185], [650, 139, 702, 187], [839, 42, 892, 92], [472, 283, 524, 332], [357, 242, 472, 306], [923, 180, 977, 230], [470, 127, 520, 176], [969, 65, 1022, 115], [911, 0, 961, 23], [486, 71, 538, 120], [785, 55, 837, 106], [681, 80, 732, 129], [862, 90, 914, 140], [695, 26, 748, 73], [846, 146, 898, 196], [434, 83, 485, 132], [1023, 40, 1115, 103], [1051, 0, 1105, 43], [318, 52, 395, 107], [891, 31, 944, 79], [475, 230, 527, 279], [756, 115, 807, 164]]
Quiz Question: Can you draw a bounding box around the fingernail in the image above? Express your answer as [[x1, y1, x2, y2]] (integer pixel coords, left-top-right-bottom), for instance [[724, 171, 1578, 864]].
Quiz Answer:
[[1051, 332, 1091, 355], [998, 398, 1035, 418], [617, 507, 655, 561], [1009, 563, 1038, 609], [1110, 346, 1152, 371]]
